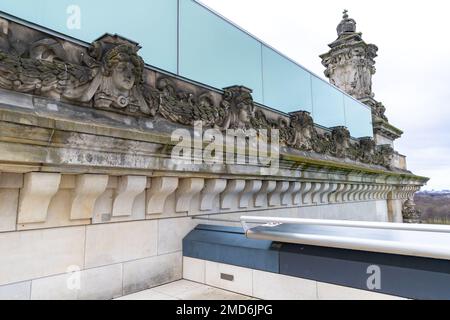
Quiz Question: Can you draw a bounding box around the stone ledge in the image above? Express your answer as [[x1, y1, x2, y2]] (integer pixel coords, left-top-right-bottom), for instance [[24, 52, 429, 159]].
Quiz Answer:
[[0, 101, 428, 185], [0, 171, 421, 231]]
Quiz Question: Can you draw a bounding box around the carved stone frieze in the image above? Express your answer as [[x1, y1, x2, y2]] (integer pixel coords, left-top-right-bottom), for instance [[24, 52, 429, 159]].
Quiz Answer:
[[220, 86, 255, 130], [286, 111, 315, 151], [0, 19, 397, 169], [157, 78, 224, 127]]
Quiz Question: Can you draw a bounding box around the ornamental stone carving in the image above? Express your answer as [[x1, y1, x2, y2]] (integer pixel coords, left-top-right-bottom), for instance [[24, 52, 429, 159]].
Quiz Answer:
[[402, 200, 422, 224], [0, 32, 159, 116], [0, 21, 398, 170], [330, 126, 351, 158], [320, 10, 378, 100], [320, 11, 404, 147], [220, 86, 255, 130], [88, 35, 156, 115], [287, 111, 315, 151], [373, 101, 388, 122], [157, 78, 224, 127], [357, 137, 376, 163]]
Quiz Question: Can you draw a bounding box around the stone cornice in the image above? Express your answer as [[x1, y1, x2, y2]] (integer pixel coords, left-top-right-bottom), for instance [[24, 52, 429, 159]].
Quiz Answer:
[[0, 17, 428, 186], [373, 118, 404, 140], [0, 100, 429, 185]]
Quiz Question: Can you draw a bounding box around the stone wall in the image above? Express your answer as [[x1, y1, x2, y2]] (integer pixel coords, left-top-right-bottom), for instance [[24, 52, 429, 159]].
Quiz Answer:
[[0, 219, 191, 300], [0, 15, 428, 300], [0, 170, 420, 300]]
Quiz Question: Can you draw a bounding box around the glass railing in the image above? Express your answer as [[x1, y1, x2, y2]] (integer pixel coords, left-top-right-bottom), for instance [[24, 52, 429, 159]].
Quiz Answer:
[[0, 0, 373, 138]]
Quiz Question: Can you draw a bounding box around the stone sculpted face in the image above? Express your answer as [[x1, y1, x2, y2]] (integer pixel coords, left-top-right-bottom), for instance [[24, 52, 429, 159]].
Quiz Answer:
[[103, 45, 144, 94], [238, 103, 251, 124], [112, 61, 136, 91], [92, 43, 147, 111], [303, 126, 312, 140]]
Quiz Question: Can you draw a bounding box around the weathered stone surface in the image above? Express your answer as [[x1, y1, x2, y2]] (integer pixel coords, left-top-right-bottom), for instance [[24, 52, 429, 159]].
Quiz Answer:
[[0, 173, 23, 188], [0, 227, 85, 285], [402, 199, 422, 224], [17, 173, 61, 224], [70, 174, 109, 220], [175, 178, 205, 213], [30, 264, 123, 300], [239, 180, 262, 209], [146, 177, 179, 215], [84, 220, 157, 268], [19, 188, 91, 231], [122, 252, 182, 295], [112, 176, 147, 217], [255, 181, 277, 208], [320, 11, 377, 100], [281, 181, 301, 206], [200, 179, 227, 211], [0, 16, 405, 170], [0, 189, 19, 232], [0, 9, 431, 303], [92, 181, 146, 224], [157, 217, 198, 255], [221, 180, 246, 210], [268, 181, 290, 207], [320, 11, 404, 146]]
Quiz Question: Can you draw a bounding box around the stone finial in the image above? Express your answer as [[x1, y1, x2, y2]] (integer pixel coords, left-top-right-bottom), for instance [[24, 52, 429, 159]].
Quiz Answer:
[[321, 11, 378, 101], [337, 9, 357, 36]]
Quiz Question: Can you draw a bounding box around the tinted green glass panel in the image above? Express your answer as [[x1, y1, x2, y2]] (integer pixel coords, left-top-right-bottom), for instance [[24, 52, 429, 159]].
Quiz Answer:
[[0, 0, 178, 73], [344, 96, 373, 138], [0, 0, 374, 136], [262, 45, 312, 113], [311, 76, 346, 128], [179, 0, 263, 102]]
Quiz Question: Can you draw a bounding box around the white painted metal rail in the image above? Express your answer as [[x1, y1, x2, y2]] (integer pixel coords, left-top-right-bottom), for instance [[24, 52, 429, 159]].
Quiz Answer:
[[241, 216, 450, 261]]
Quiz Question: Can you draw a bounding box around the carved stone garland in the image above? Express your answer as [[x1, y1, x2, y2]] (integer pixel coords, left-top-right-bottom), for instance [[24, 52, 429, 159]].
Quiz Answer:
[[0, 27, 394, 169]]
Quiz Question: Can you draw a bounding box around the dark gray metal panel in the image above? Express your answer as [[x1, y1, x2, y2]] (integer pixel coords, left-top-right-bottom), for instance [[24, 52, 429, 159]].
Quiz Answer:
[[183, 224, 450, 300], [280, 243, 450, 300], [183, 225, 280, 273]]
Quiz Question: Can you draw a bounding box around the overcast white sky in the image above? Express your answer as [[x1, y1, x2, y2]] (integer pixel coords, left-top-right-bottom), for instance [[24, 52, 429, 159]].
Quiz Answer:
[[200, 0, 450, 191]]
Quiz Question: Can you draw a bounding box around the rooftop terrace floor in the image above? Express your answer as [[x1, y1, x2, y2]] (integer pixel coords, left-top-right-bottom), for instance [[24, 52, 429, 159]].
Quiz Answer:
[[116, 280, 256, 300]]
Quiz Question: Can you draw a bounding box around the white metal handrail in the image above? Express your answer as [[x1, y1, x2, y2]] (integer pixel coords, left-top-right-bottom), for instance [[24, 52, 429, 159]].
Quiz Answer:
[[240, 216, 450, 260], [240, 216, 450, 233]]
